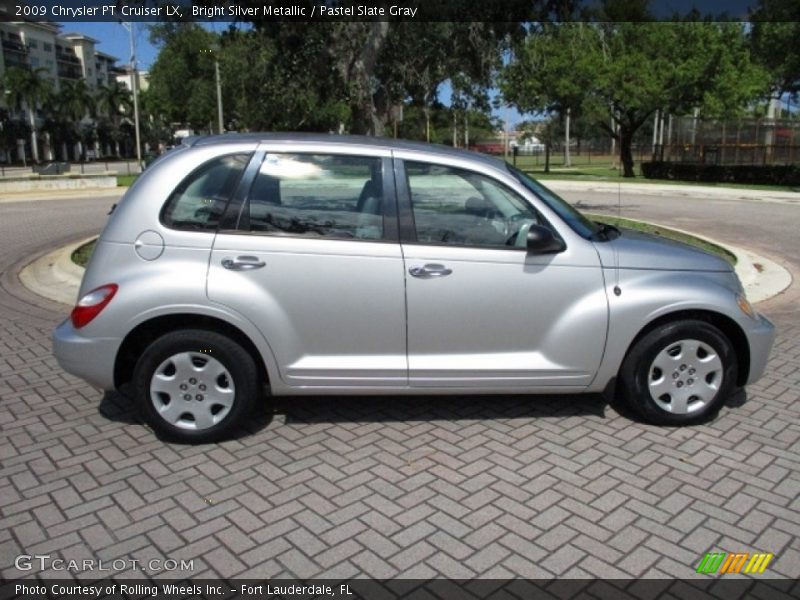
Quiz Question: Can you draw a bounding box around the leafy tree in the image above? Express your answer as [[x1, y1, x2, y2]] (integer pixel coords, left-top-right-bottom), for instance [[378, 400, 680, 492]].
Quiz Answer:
[[48, 80, 97, 160], [503, 19, 769, 177], [0, 108, 30, 164], [146, 23, 220, 131], [218, 24, 348, 132], [500, 23, 597, 166], [96, 81, 132, 156], [1, 67, 51, 162], [750, 0, 800, 99]]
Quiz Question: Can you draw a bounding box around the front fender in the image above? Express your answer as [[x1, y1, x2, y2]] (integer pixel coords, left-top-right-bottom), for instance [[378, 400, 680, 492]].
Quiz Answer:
[[589, 268, 752, 392]]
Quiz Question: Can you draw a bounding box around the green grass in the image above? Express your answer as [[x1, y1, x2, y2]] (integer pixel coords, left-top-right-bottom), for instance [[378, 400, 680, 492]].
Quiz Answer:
[[117, 174, 138, 187], [70, 216, 734, 268], [588, 213, 737, 265], [508, 155, 797, 192], [71, 238, 97, 268]]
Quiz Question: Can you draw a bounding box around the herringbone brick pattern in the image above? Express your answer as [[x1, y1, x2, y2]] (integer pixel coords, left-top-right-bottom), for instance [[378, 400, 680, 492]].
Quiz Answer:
[[1, 197, 799, 580]]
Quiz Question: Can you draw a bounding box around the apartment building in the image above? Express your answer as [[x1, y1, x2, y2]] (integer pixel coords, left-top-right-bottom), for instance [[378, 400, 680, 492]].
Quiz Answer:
[[0, 21, 119, 92]]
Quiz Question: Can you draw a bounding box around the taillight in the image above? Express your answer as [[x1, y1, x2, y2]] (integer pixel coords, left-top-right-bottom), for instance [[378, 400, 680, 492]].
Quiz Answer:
[[70, 284, 118, 329]]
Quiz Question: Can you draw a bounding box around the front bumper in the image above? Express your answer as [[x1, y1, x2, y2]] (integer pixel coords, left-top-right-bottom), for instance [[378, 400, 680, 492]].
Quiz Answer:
[[52, 319, 121, 391], [746, 313, 776, 385]]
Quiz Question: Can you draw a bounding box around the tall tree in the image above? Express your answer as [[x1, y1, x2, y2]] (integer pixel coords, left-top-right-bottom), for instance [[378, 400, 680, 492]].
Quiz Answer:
[[95, 81, 132, 156], [1, 67, 51, 163], [55, 80, 97, 160], [500, 23, 597, 166], [146, 23, 219, 131], [749, 0, 800, 99], [502, 20, 768, 177]]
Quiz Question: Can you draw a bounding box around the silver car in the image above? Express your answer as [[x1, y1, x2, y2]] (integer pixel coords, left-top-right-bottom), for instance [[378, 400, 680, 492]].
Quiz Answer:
[[53, 134, 775, 442]]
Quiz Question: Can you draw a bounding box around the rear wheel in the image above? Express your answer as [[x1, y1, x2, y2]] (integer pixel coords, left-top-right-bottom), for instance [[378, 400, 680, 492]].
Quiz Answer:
[[620, 320, 737, 425], [133, 329, 259, 442]]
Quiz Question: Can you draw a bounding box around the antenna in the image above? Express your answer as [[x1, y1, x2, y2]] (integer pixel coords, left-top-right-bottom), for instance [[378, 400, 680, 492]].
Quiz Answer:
[[613, 182, 621, 297]]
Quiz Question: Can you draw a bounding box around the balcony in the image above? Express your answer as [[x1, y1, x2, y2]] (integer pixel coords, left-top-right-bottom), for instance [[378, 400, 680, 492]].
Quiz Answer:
[[56, 52, 81, 66], [2, 40, 30, 69], [2, 39, 27, 54], [57, 66, 82, 80]]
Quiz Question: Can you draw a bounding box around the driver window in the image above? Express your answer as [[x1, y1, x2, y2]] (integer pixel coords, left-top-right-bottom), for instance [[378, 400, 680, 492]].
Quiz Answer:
[[405, 161, 540, 248]]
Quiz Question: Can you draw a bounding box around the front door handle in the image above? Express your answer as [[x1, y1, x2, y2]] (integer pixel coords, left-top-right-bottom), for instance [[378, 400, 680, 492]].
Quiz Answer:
[[409, 263, 452, 278], [222, 256, 266, 270]]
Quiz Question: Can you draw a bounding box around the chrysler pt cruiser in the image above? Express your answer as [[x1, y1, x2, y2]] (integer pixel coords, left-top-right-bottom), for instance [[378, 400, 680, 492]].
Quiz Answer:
[[53, 134, 775, 442]]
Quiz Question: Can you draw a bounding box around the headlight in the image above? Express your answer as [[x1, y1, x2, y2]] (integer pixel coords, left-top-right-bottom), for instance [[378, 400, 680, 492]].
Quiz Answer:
[[737, 294, 757, 320]]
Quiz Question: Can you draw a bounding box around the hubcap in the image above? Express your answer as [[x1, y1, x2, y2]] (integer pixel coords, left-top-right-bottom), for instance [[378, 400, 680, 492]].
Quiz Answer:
[[149, 352, 235, 431], [647, 339, 723, 415]]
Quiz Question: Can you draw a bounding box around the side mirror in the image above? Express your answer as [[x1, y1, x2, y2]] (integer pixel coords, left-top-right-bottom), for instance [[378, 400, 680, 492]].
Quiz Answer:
[[526, 224, 566, 254]]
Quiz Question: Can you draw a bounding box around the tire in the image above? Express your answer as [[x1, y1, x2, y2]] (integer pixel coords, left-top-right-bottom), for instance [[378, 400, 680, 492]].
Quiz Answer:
[[619, 320, 737, 425], [133, 329, 260, 443]]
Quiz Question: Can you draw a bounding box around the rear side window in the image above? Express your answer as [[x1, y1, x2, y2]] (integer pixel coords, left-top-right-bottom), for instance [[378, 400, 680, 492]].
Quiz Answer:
[[162, 153, 251, 231], [242, 153, 384, 241]]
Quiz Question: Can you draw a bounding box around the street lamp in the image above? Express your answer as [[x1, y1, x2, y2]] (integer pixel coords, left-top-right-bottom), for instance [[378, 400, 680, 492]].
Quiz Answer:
[[119, 21, 142, 168]]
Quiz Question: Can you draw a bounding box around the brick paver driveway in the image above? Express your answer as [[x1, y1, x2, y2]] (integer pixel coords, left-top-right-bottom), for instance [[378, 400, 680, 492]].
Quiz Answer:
[[1, 191, 798, 580]]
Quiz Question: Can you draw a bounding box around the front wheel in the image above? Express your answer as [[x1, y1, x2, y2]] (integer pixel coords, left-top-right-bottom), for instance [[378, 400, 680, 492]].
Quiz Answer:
[[133, 329, 260, 443], [619, 320, 737, 425]]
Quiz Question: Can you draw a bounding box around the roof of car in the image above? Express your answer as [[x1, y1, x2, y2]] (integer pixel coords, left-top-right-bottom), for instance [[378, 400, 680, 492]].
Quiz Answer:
[[187, 132, 509, 170]]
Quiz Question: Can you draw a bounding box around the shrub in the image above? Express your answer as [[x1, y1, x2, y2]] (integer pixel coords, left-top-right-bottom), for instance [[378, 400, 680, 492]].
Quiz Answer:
[[641, 162, 800, 186]]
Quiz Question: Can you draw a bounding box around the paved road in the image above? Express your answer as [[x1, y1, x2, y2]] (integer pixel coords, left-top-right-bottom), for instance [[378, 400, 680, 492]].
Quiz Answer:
[[1, 191, 798, 580]]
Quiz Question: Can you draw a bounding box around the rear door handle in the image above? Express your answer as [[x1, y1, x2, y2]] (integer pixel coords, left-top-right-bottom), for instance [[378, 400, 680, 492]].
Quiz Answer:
[[409, 263, 452, 278], [222, 256, 266, 270]]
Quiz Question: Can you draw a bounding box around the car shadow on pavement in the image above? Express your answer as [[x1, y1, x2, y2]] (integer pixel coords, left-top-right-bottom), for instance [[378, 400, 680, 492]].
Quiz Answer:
[[99, 390, 141, 425], [98, 390, 276, 443], [98, 387, 748, 441], [276, 392, 609, 425]]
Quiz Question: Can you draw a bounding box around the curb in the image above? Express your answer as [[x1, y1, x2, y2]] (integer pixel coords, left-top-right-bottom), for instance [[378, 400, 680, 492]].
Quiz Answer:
[[545, 179, 800, 203], [19, 224, 791, 307], [0, 187, 126, 204], [19, 236, 94, 306]]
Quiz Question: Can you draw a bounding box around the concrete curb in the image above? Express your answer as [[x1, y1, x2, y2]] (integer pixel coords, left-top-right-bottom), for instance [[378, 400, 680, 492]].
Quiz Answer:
[[0, 187, 126, 204], [19, 223, 791, 307], [545, 179, 800, 204], [19, 236, 94, 306]]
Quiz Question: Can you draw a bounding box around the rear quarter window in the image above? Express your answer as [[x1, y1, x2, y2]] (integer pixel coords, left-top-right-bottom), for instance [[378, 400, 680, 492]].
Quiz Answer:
[[161, 153, 252, 231]]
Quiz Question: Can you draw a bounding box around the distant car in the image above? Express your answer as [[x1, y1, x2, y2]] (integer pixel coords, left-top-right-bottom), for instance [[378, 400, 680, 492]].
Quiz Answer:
[[53, 134, 775, 442]]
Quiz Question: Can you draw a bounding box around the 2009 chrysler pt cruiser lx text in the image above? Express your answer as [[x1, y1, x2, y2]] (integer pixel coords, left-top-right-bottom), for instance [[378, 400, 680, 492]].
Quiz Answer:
[[53, 134, 775, 442]]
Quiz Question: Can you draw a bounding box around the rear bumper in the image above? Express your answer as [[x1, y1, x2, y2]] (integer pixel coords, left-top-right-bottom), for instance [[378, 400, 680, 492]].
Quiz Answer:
[[746, 313, 776, 385], [52, 319, 120, 391]]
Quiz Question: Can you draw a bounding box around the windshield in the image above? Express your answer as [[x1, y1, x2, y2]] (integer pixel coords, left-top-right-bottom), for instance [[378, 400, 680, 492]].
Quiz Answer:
[[507, 165, 600, 239]]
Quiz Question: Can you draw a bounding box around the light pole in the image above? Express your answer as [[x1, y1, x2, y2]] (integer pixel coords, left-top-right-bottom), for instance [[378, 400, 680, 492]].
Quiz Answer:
[[120, 21, 142, 168], [201, 47, 224, 134], [215, 55, 223, 134]]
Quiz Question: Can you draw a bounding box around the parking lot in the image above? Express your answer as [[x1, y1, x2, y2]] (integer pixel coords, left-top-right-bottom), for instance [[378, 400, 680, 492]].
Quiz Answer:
[[1, 189, 798, 580]]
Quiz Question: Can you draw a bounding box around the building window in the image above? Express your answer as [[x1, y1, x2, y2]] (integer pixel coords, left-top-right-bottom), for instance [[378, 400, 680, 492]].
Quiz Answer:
[[27, 39, 38, 49], [44, 42, 52, 52], [31, 57, 40, 66]]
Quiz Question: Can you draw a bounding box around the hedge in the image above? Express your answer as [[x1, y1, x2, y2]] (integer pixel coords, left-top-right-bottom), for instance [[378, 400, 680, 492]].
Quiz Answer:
[[640, 162, 800, 187]]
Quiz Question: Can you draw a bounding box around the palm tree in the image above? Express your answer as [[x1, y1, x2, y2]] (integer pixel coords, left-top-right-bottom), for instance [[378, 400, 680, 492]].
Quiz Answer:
[[96, 80, 132, 157], [54, 80, 96, 160], [1, 67, 52, 163]]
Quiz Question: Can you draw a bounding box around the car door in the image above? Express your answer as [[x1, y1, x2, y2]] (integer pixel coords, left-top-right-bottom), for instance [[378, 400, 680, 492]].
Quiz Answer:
[[207, 148, 407, 390], [396, 156, 608, 390]]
